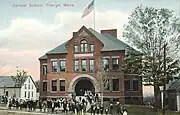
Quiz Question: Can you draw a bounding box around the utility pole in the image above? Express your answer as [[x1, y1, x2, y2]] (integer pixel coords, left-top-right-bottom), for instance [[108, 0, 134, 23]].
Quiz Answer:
[[162, 43, 167, 115]]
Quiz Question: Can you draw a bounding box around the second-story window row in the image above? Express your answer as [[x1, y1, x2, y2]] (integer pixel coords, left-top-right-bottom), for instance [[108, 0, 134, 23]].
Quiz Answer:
[[51, 60, 66, 73]]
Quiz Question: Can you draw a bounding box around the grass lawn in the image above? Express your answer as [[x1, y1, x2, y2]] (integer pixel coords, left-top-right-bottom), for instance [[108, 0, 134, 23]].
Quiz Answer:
[[98, 101, 180, 115]]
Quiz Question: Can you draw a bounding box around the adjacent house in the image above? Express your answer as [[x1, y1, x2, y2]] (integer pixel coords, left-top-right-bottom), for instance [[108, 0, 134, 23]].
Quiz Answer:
[[167, 77, 180, 111], [39, 26, 143, 104], [0, 76, 37, 100]]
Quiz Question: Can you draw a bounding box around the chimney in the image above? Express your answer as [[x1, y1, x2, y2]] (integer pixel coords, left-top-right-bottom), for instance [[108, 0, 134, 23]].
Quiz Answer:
[[101, 29, 117, 38]]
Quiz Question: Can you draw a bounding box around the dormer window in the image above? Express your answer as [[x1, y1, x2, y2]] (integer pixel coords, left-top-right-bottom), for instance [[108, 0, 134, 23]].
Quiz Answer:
[[80, 40, 88, 52]]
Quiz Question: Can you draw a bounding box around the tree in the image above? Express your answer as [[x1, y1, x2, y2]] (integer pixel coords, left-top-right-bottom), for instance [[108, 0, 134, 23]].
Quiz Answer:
[[11, 67, 28, 88], [123, 5, 180, 109], [35, 80, 40, 92], [95, 56, 108, 105]]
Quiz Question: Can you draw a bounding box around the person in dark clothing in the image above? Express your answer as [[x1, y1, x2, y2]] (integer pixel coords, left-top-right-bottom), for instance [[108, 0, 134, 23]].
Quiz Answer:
[[51, 100, 55, 113], [93, 105, 96, 115], [96, 104, 100, 114], [39, 100, 42, 112], [100, 104, 104, 115], [109, 103, 113, 115], [105, 107, 109, 115], [116, 102, 121, 114], [90, 104, 94, 115]]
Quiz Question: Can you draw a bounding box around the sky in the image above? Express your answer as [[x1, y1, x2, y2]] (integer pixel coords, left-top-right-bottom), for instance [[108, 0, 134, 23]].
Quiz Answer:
[[0, 0, 179, 95]]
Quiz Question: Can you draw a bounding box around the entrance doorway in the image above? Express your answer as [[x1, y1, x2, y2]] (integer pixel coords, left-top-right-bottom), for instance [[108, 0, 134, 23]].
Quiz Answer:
[[75, 79, 95, 96]]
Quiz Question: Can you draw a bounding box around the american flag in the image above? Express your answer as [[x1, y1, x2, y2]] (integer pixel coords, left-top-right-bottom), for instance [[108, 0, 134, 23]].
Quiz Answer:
[[81, 0, 94, 18]]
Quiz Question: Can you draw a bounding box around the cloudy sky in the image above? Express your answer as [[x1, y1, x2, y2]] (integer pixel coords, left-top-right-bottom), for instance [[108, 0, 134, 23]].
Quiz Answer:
[[0, 0, 179, 83]]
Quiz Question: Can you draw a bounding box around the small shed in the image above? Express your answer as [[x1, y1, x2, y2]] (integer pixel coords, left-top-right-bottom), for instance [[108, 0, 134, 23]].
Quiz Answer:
[[167, 79, 180, 111]]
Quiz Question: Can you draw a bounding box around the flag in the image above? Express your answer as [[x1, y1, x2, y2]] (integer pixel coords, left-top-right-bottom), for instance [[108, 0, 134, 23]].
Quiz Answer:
[[81, 0, 94, 18]]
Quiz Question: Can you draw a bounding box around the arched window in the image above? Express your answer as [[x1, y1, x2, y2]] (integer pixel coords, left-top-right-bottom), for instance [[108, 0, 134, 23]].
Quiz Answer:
[[80, 40, 88, 52]]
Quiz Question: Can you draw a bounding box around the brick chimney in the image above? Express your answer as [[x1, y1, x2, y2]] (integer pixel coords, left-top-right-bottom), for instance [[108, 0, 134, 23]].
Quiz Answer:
[[101, 29, 117, 38]]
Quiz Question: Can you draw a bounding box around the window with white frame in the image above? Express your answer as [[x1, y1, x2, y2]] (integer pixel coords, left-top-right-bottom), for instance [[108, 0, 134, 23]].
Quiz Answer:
[[74, 60, 79, 72], [52, 61, 58, 72], [103, 57, 109, 71], [59, 80, 65, 91], [42, 64, 47, 75], [60, 60, 66, 72], [112, 57, 119, 70], [51, 79, 57, 91], [81, 59, 87, 71], [89, 59, 94, 72]]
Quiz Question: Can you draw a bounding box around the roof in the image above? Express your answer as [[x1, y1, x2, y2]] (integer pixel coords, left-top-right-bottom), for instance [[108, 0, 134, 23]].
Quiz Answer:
[[38, 55, 47, 60], [88, 28, 128, 51], [39, 27, 136, 59], [167, 79, 180, 91], [46, 41, 68, 55], [0, 76, 34, 88], [0, 76, 16, 88]]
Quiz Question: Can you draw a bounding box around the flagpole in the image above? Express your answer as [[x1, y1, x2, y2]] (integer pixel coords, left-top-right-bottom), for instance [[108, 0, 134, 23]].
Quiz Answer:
[[93, 0, 95, 30]]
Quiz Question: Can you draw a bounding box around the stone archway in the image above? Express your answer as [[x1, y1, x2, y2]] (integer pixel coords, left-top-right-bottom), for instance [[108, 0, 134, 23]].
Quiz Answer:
[[68, 74, 100, 94]]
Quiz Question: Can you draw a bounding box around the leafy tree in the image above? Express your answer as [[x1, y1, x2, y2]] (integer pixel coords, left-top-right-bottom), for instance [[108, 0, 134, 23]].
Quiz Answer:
[[123, 5, 180, 109], [35, 80, 40, 92], [95, 57, 108, 105]]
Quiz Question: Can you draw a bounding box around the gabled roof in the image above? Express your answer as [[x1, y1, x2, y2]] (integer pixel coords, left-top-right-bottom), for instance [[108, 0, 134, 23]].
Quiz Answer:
[[39, 26, 136, 59], [167, 79, 180, 91], [46, 41, 68, 55], [0, 76, 35, 88], [0, 76, 16, 88], [88, 28, 128, 51]]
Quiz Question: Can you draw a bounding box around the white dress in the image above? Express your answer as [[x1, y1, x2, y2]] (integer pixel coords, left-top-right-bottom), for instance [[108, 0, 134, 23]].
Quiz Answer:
[[123, 111, 127, 115]]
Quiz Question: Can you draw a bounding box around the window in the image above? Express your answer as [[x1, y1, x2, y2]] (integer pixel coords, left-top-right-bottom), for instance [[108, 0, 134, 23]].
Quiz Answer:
[[60, 80, 65, 91], [74, 60, 79, 72], [28, 78, 30, 83], [104, 79, 110, 91], [81, 59, 87, 71], [25, 84, 27, 89], [31, 91, 33, 97], [90, 44, 94, 52], [80, 40, 88, 52], [52, 61, 58, 72], [60, 60, 66, 72], [89, 59, 94, 72], [112, 79, 119, 91], [51, 80, 57, 91], [124, 80, 130, 91], [24, 91, 26, 98], [32, 85, 33, 89], [43, 81, 47, 92], [28, 91, 30, 98], [28, 84, 30, 90], [133, 80, 139, 91], [103, 57, 109, 71], [112, 58, 119, 70], [42, 65, 47, 75], [74, 45, 78, 53]]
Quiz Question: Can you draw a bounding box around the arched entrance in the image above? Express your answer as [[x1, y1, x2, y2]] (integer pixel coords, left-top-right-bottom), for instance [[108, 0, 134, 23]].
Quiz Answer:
[[75, 79, 95, 96], [68, 74, 100, 95]]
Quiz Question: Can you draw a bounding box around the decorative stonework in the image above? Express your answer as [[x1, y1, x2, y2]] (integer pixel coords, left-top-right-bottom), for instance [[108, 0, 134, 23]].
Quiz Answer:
[[78, 30, 89, 37], [68, 74, 100, 93]]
